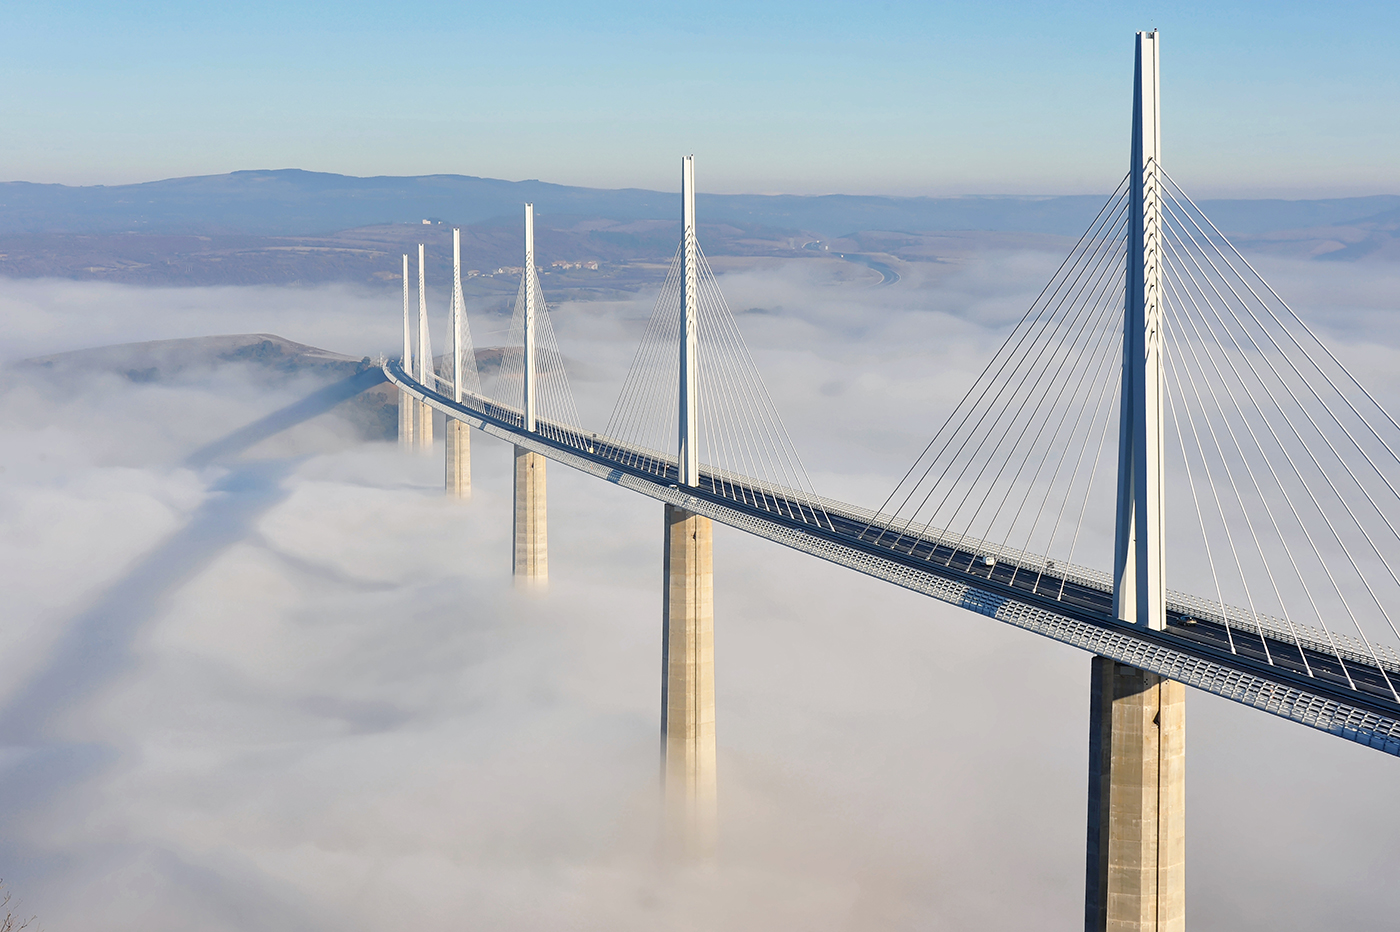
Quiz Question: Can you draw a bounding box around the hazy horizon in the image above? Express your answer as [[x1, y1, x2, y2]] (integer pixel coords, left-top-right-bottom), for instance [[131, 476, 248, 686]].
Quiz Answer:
[[5, 166, 1400, 203]]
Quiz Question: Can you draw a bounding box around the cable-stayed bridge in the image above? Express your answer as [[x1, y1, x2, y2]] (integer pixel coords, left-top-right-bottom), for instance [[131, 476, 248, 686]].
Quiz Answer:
[[206, 29, 1396, 932]]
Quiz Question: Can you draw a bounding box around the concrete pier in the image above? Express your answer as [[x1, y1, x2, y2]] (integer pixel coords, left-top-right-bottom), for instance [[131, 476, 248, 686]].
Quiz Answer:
[[661, 504, 717, 856], [512, 446, 547, 583], [445, 418, 470, 498], [416, 401, 434, 451], [397, 388, 414, 448], [1085, 656, 1185, 932]]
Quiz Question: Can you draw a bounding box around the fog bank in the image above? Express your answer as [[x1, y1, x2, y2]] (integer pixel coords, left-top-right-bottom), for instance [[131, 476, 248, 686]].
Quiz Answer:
[[1, 249, 1398, 929]]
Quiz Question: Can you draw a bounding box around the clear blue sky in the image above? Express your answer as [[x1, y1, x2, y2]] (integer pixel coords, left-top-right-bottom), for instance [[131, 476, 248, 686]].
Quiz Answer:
[[3, 1, 1397, 196]]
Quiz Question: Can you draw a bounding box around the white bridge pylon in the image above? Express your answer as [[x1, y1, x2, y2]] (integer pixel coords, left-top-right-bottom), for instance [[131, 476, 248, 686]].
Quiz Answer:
[[491, 204, 582, 444], [1115, 28, 1166, 631], [606, 158, 830, 529], [863, 30, 1400, 709], [397, 237, 481, 465], [415, 243, 434, 450]]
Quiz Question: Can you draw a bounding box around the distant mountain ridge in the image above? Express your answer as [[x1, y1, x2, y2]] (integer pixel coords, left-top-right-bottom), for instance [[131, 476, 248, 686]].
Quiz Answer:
[[4, 169, 1398, 239]]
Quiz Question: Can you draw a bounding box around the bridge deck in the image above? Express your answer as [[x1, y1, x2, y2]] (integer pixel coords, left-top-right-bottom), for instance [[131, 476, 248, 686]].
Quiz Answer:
[[388, 361, 1400, 756]]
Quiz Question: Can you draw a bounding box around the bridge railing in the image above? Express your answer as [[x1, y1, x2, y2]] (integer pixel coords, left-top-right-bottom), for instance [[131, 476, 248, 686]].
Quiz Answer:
[[1163, 591, 1400, 673], [836, 501, 1400, 674]]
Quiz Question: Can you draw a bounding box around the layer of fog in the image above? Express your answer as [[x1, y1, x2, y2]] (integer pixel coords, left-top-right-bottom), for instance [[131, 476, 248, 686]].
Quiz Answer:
[[1, 248, 1398, 929]]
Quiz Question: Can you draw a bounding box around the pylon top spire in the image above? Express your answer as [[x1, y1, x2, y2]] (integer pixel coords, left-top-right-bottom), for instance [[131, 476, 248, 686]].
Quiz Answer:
[[523, 204, 537, 432], [679, 155, 699, 487], [401, 253, 412, 373]]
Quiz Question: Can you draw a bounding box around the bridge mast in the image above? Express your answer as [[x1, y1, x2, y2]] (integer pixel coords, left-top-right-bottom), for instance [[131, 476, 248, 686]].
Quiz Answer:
[[1113, 28, 1165, 631], [416, 243, 434, 450], [679, 155, 699, 487], [452, 228, 463, 406], [398, 253, 414, 448], [1088, 29, 1184, 932], [523, 204, 537, 434]]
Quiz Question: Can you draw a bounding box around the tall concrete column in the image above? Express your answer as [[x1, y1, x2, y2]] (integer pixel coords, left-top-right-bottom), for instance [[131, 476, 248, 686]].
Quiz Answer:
[[398, 389, 415, 447], [662, 504, 716, 856], [512, 446, 547, 584], [445, 419, 470, 498], [416, 404, 434, 451], [444, 229, 470, 497], [1085, 656, 1185, 932]]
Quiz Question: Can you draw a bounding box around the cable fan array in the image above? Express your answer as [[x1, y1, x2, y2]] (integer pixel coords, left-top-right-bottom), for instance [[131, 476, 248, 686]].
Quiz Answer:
[[1156, 167, 1400, 692], [864, 175, 1131, 585], [490, 266, 581, 443], [436, 264, 482, 398], [604, 241, 829, 528], [421, 279, 483, 399], [863, 168, 1400, 695], [405, 252, 483, 402]]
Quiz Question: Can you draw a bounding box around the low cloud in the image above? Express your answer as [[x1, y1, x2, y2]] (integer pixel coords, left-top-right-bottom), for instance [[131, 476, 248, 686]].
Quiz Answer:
[[1, 246, 1398, 929]]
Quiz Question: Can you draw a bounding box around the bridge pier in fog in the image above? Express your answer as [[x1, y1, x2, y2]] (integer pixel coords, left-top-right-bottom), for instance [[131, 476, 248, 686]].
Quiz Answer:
[[415, 403, 434, 450], [398, 390, 415, 448], [445, 421, 470, 498], [1090, 33, 1185, 932], [512, 446, 547, 583], [1085, 657, 1185, 932], [661, 503, 717, 854]]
